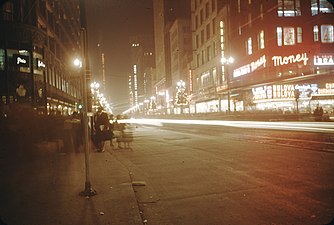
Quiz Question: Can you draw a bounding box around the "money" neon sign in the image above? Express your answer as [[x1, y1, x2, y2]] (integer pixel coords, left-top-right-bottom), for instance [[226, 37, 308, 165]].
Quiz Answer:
[[272, 53, 308, 67]]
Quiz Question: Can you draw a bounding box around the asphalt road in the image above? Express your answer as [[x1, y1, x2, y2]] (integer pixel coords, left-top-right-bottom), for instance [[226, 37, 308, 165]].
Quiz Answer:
[[112, 123, 334, 225]]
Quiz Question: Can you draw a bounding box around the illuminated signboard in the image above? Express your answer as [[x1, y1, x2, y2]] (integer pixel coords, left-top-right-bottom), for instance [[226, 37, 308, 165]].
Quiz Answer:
[[36, 58, 46, 69], [253, 84, 296, 101], [271, 53, 308, 67], [272, 85, 295, 98], [252, 85, 272, 100], [314, 55, 334, 66], [14, 54, 30, 67], [318, 83, 334, 95], [133, 64, 138, 105], [233, 55, 266, 77], [294, 84, 318, 98]]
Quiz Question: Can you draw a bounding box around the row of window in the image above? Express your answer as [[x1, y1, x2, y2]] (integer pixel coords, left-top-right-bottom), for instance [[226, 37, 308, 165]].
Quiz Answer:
[[0, 48, 80, 99], [194, 0, 216, 29], [195, 23, 333, 66], [244, 24, 333, 56], [195, 18, 216, 48]]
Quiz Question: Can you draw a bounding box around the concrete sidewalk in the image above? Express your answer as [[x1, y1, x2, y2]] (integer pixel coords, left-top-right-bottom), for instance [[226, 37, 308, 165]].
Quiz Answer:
[[0, 140, 143, 225]]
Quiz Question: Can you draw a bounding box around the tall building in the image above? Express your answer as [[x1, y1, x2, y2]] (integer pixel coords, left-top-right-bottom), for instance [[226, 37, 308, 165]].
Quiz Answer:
[[0, 0, 83, 115], [190, 0, 226, 113], [169, 18, 192, 113], [153, 0, 191, 113], [191, 0, 334, 114], [129, 35, 155, 108]]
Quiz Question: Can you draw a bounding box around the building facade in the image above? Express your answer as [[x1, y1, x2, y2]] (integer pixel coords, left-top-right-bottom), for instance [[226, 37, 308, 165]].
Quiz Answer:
[[0, 0, 83, 115], [153, 0, 191, 114], [191, 0, 334, 115], [169, 18, 192, 114], [129, 35, 155, 110]]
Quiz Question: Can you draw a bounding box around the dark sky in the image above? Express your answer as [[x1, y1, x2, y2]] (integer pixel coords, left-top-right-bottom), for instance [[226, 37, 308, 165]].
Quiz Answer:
[[86, 0, 153, 114]]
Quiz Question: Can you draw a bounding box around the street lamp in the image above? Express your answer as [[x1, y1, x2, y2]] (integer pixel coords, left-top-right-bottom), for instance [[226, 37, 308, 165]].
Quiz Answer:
[[221, 56, 234, 113], [73, 58, 97, 197], [176, 80, 187, 114]]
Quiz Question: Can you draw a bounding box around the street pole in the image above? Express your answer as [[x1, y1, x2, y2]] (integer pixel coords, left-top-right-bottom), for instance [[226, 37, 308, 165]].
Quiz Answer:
[[226, 65, 231, 113], [79, 0, 96, 197]]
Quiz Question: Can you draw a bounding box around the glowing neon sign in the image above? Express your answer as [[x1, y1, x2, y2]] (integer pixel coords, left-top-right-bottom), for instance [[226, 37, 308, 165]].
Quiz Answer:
[[233, 55, 266, 77], [272, 53, 308, 67], [314, 55, 334, 65]]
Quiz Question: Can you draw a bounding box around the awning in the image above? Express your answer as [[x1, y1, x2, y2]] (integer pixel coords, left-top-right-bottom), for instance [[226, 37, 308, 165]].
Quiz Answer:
[[311, 95, 334, 100]]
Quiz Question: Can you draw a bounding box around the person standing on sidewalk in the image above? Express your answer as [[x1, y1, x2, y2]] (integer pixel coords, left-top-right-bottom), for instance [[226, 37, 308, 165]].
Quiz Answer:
[[94, 106, 110, 152]]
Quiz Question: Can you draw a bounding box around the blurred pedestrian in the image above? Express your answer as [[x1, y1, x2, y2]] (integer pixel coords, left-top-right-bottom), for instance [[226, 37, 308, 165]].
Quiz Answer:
[[94, 106, 111, 152], [314, 105, 323, 121]]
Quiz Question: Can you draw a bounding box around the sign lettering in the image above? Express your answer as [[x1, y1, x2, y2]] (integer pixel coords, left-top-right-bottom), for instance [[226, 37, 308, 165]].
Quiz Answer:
[[233, 55, 266, 77], [37, 59, 46, 68], [272, 85, 295, 98], [272, 53, 308, 67], [314, 55, 334, 66], [14, 54, 30, 67], [17, 56, 26, 65]]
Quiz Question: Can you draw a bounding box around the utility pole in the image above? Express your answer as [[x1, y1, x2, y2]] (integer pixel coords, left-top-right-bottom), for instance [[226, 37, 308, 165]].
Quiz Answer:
[[79, 0, 96, 197]]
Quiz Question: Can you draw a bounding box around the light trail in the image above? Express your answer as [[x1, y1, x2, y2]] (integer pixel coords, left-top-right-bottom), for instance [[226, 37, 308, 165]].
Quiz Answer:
[[120, 118, 334, 133]]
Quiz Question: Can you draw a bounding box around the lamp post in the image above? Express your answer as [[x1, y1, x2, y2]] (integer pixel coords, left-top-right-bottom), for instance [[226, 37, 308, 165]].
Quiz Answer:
[[74, 58, 97, 197], [221, 56, 234, 113]]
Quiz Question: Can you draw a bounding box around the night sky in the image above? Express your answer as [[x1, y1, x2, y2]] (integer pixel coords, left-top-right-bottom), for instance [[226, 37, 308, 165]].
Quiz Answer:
[[86, 0, 153, 114]]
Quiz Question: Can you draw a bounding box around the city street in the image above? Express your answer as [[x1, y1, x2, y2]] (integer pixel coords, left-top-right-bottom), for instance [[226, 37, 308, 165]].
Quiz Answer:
[[0, 121, 333, 225], [113, 122, 334, 225]]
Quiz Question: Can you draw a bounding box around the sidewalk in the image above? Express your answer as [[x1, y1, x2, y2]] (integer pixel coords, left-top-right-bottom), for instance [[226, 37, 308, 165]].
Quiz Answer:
[[0, 140, 143, 225]]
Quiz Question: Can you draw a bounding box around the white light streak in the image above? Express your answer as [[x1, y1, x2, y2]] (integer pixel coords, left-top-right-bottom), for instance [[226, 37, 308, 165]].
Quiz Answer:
[[120, 118, 334, 133]]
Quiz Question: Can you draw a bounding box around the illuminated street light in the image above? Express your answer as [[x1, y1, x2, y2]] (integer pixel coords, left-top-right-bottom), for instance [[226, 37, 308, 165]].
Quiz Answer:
[[73, 58, 82, 68], [176, 80, 187, 114], [221, 56, 234, 113], [73, 57, 96, 197], [90, 81, 100, 90]]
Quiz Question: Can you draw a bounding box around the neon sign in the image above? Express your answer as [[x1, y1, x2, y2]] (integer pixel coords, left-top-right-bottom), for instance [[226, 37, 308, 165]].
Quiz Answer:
[[37, 59, 46, 69], [314, 55, 334, 66], [318, 83, 334, 95], [233, 55, 266, 77], [271, 53, 308, 67], [272, 85, 295, 98]]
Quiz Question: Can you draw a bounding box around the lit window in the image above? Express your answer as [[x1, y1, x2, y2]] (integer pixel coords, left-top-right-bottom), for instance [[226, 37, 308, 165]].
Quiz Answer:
[[277, 0, 301, 17], [313, 25, 319, 42], [321, 25, 334, 43], [258, 30, 265, 49], [247, 37, 252, 55], [297, 27, 302, 43], [283, 27, 295, 45], [0, 49, 5, 71], [311, 0, 334, 16], [277, 27, 283, 46]]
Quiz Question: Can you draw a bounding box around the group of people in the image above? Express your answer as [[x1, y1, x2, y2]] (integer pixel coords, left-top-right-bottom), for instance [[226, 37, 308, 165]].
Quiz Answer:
[[93, 107, 133, 152], [313, 105, 324, 122]]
